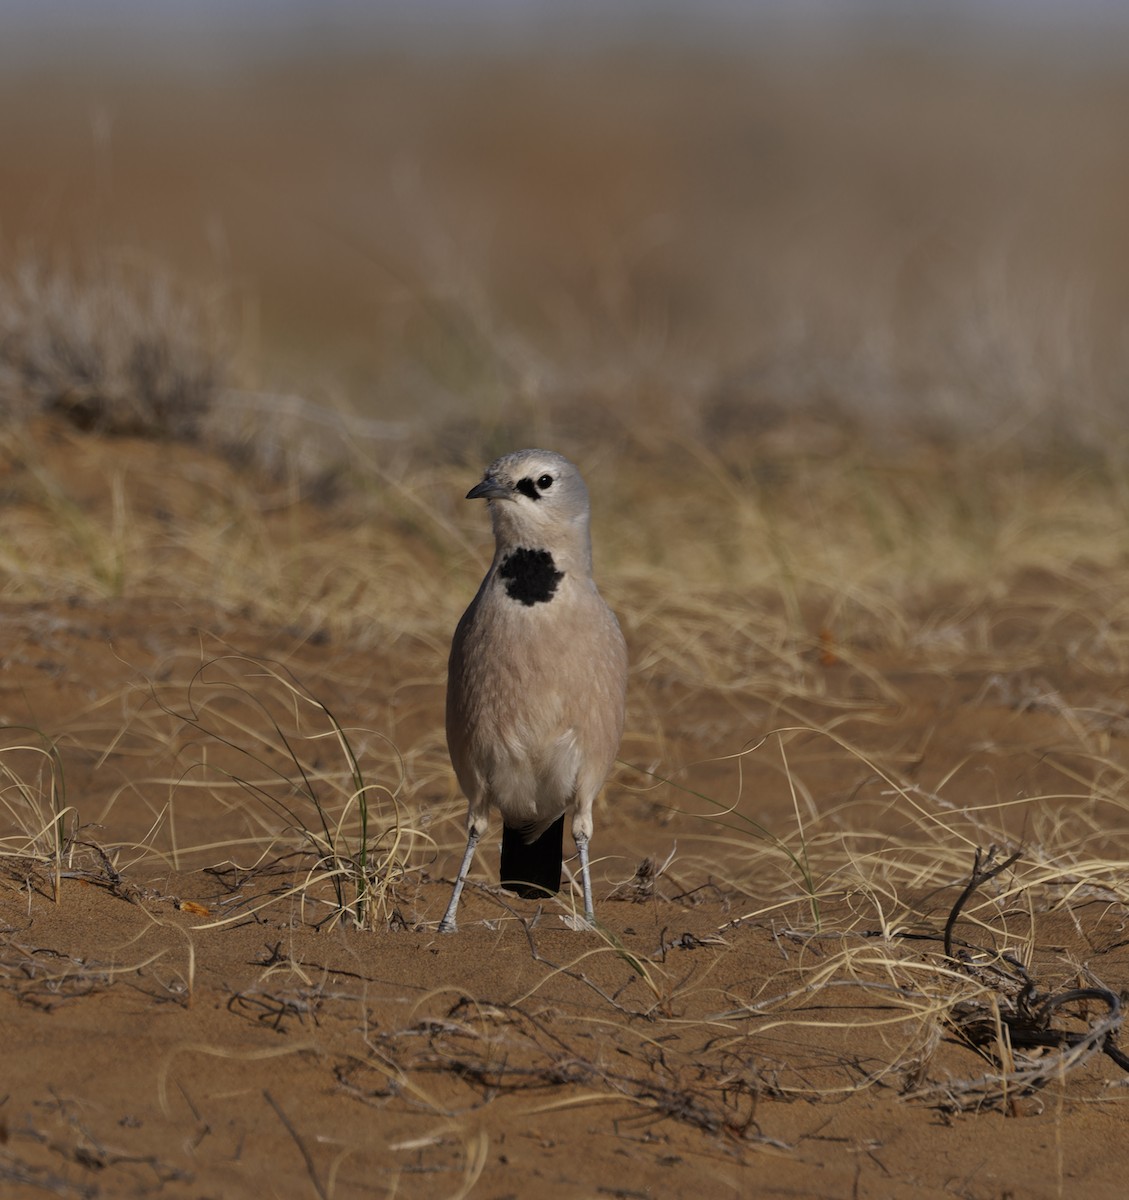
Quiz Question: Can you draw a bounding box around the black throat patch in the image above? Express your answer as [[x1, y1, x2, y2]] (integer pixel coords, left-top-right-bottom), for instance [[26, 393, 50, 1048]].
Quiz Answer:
[[498, 547, 563, 606]]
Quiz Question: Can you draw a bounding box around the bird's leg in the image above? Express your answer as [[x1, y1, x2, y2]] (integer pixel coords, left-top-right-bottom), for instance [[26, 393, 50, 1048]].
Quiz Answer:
[[438, 828, 479, 933], [574, 831, 596, 926]]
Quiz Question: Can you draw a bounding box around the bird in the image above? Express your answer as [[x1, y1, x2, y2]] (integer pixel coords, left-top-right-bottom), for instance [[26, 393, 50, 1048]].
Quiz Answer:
[[440, 448, 628, 933]]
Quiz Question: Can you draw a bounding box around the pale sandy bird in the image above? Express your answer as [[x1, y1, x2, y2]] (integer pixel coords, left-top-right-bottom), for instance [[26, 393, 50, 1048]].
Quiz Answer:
[[440, 449, 627, 932]]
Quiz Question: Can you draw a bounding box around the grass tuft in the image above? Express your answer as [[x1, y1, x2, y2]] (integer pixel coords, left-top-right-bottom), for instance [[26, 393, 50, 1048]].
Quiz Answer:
[[0, 726, 72, 901], [152, 656, 415, 930]]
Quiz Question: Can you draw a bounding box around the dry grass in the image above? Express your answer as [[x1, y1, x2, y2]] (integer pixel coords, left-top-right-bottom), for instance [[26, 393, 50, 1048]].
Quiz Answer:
[[3, 404, 1129, 1130]]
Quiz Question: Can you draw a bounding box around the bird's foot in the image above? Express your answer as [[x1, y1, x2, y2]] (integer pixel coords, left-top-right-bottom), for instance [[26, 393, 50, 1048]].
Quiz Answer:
[[561, 912, 596, 932]]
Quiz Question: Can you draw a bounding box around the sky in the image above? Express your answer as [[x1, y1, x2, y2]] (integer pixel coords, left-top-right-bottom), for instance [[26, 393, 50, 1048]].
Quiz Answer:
[[3, 0, 1128, 65]]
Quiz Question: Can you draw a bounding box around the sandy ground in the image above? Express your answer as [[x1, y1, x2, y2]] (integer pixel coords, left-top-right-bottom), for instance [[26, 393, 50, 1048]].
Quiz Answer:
[[2, 435, 1129, 1199]]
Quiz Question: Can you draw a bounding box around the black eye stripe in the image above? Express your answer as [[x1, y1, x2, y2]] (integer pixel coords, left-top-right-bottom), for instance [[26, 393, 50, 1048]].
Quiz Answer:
[[514, 473, 554, 501]]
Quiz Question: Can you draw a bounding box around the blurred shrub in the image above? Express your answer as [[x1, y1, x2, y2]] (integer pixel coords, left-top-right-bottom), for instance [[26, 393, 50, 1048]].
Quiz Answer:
[[0, 253, 232, 438]]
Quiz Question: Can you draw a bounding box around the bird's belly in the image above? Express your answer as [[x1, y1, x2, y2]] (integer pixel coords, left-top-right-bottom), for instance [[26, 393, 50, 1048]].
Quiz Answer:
[[479, 723, 580, 826]]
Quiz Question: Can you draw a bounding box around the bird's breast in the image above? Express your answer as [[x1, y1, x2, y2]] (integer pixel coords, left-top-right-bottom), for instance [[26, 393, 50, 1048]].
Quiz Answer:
[[451, 566, 622, 712]]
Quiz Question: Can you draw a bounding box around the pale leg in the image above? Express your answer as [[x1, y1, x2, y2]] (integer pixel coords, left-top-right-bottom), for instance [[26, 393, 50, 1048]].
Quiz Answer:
[[574, 831, 595, 926], [438, 829, 479, 933]]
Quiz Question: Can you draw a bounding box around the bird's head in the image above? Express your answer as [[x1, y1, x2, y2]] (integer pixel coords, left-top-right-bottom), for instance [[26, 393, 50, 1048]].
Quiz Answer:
[[467, 448, 593, 558]]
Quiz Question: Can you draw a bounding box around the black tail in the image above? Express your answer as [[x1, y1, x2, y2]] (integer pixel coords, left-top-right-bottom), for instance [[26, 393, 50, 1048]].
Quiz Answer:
[[500, 815, 565, 898]]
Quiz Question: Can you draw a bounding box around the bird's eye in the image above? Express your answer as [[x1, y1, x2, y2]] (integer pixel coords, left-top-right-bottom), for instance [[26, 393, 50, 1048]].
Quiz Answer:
[[536, 474, 553, 490]]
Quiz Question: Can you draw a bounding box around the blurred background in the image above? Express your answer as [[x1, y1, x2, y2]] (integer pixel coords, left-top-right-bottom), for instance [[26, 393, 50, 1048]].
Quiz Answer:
[[3, 0, 1129, 455]]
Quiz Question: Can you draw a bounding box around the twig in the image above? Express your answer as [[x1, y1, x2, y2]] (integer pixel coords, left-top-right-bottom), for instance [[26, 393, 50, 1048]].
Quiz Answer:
[[263, 1090, 327, 1200], [942, 844, 1022, 963], [922, 846, 1129, 1107]]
